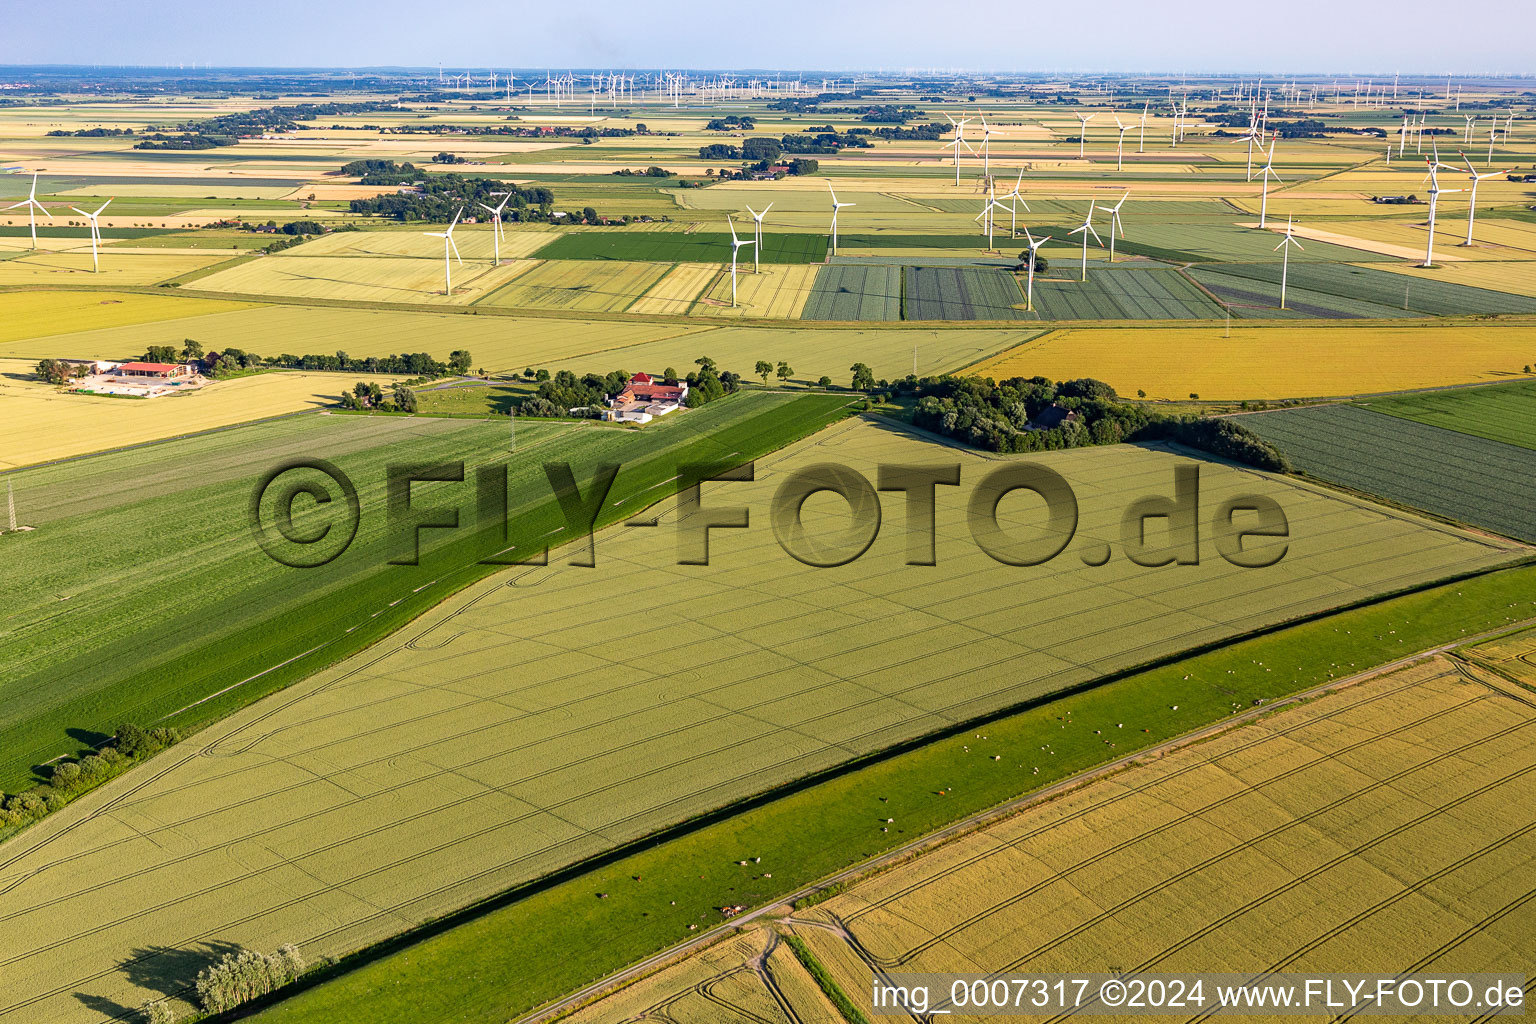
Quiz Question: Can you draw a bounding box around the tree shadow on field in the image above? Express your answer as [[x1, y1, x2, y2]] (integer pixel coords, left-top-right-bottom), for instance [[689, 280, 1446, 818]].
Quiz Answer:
[[74, 941, 243, 1018], [66, 725, 112, 751]]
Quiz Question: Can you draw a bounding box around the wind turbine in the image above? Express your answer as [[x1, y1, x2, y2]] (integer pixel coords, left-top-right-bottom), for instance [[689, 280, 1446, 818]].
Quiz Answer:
[[1273, 215, 1304, 309], [1068, 201, 1103, 282], [6, 172, 51, 249], [1075, 112, 1094, 159], [423, 208, 463, 296], [726, 216, 754, 306], [1138, 100, 1148, 153], [977, 115, 1003, 179], [943, 113, 976, 186], [1454, 152, 1503, 246], [827, 183, 853, 255], [1111, 115, 1130, 171], [999, 168, 1031, 238], [1101, 191, 1129, 262], [67, 197, 112, 272], [1257, 134, 1282, 228], [1420, 158, 1462, 268], [1233, 117, 1262, 180], [1022, 227, 1051, 312], [476, 192, 512, 266], [745, 202, 772, 272], [973, 180, 1012, 252]]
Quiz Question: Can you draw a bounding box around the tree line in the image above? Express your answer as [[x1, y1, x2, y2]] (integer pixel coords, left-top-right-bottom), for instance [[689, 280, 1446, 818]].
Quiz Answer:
[[1, 722, 179, 830]]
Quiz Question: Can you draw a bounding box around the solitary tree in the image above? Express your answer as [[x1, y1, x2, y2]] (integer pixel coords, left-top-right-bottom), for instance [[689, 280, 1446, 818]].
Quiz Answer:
[[850, 362, 876, 392], [776, 361, 793, 383], [817, 375, 833, 388], [755, 360, 773, 385]]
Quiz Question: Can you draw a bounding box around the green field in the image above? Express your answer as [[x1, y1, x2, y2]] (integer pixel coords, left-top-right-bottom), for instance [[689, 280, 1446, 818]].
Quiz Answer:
[[800, 264, 903, 320], [1242, 404, 1536, 542], [2, 420, 1520, 1023], [1188, 266, 1421, 319], [0, 392, 851, 793], [1358, 379, 1536, 449], [248, 558, 1536, 1024], [532, 231, 829, 264], [903, 265, 1031, 320], [413, 380, 540, 416], [1197, 261, 1536, 316], [1029, 264, 1227, 319]]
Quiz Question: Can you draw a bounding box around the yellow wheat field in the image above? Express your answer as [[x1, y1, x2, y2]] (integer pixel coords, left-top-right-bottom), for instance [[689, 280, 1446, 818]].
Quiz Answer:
[[0, 360, 405, 469], [289, 228, 553, 261], [695, 264, 820, 318], [628, 262, 719, 315], [475, 259, 673, 312], [187, 253, 537, 304], [969, 324, 1536, 399], [0, 249, 234, 285], [0, 291, 257, 352], [1370, 258, 1536, 297]]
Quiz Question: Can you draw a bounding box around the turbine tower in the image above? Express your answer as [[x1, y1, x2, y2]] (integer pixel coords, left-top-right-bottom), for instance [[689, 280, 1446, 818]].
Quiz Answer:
[[726, 215, 755, 307], [1111, 115, 1130, 171], [943, 113, 976, 186], [1257, 135, 1282, 229], [1273, 215, 1305, 310], [68, 197, 112, 272], [1075, 112, 1094, 159], [1068, 201, 1103, 282], [745, 202, 772, 272], [827, 183, 854, 255], [1453, 151, 1503, 246], [6, 172, 52, 249], [1101, 191, 1129, 262], [423, 208, 464, 295], [1022, 227, 1051, 313], [476, 192, 513, 266], [1420, 157, 1462, 268]]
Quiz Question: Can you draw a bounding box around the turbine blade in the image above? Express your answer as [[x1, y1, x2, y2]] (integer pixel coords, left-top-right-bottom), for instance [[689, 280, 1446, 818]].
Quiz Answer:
[[449, 235, 462, 264], [94, 198, 112, 216]]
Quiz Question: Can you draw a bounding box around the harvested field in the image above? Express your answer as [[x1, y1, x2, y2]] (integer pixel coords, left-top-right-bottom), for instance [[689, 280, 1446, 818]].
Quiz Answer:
[[1242, 404, 1536, 542], [801, 264, 902, 321], [695, 264, 820, 318], [0, 418, 1518, 1024], [967, 325, 1536, 400], [627, 262, 718, 315]]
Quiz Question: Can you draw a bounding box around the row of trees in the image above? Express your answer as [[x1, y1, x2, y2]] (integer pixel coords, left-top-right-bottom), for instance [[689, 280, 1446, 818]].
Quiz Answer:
[[34, 359, 90, 385], [134, 344, 471, 381], [0, 723, 180, 829], [347, 173, 555, 222]]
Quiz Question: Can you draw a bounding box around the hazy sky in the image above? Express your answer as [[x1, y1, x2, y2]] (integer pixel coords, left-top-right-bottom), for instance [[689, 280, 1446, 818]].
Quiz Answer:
[[4, 0, 1533, 73]]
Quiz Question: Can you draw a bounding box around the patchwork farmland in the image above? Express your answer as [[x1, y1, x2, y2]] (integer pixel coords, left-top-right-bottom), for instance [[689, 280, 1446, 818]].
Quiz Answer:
[[801, 264, 903, 320], [0, 418, 1520, 1022], [903, 265, 1030, 320], [1358, 378, 1536, 449]]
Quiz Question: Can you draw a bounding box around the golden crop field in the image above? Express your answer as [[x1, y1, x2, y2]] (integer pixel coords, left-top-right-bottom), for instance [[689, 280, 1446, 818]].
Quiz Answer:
[[970, 324, 1536, 399], [291, 227, 554, 261], [0, 249, 235, 285], [0, 418, 1519, 1022], [579, 659, 1536, 1023], [1371, 258, 1536, 296], [185, 252, 538, 304], [1316, 219, 1536, 261], [628, 262, 718, 314], [696, 264, 820, 318], [474, 258, 673, 311], [9, 303, 713, 375], [0, 360, 405, 469], [0, 291, 258, 351], [1465, 625, 1536, 687]]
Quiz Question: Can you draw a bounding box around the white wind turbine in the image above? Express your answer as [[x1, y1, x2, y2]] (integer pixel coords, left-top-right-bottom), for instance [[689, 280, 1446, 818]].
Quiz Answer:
[[973, 180, 1012, 252], [1075, 112, 1095, 159], [827, 182, 853, 255], [1138, 100, 1149, 153], [726, 215, 754, 306], [68, 196, 112, 272], [1111, 114, 1131, 171], [7, 172, 52, 249], [1233, 116, 1262, 180], [1420, 157, 1462, 268], [1273, 214, 1304, 310], [1068, 201, 1103, 282], [1101, 191, 1129, 262], [977, 115, 1003, 179], [1022, 227, 1051, 312], [1453, 151, 1503, 246], [745, 202, 772, 272], [943, 113, 976, 186], [1257, 135, 1282, 228], [476, 192, 512, 266], [999, 168, 1031, 238], [423, 208, 464, 295]]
